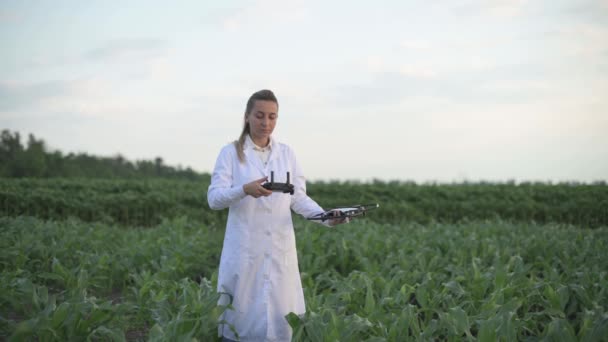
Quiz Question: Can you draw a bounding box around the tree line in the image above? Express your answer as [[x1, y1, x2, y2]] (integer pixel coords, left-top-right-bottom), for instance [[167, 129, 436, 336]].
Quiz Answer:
[[0, 130, 207, 180]]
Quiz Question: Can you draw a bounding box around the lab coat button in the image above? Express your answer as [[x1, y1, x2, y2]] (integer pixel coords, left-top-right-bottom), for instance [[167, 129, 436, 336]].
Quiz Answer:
[[265, 252, 270, 257], [265, 230, 271, 236]]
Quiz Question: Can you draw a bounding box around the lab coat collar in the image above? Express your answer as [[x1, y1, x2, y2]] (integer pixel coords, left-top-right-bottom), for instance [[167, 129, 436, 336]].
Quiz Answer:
[[244, 134, 275, 151], [244, 134, 279, 173]]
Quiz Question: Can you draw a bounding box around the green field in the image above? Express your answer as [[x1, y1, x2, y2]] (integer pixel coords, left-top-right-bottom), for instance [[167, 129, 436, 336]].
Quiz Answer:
[[1, 179, 607, 341]]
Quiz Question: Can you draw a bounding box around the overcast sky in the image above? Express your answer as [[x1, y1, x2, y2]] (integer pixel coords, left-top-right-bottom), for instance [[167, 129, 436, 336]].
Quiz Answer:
[[1, 0, 607, 182]]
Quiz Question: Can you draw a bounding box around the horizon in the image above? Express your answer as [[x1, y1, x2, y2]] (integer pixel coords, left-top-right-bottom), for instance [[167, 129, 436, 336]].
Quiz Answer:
[[4, 127, 607, 185]]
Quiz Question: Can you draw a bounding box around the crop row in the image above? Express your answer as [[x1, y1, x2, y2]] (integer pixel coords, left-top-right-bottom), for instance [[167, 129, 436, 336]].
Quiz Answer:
[[1, 178, 607, 227], [1, 216, 607, 340]]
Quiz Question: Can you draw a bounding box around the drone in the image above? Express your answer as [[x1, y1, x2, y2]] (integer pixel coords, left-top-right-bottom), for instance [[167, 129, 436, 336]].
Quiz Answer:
[[307, 203, 380, 222]]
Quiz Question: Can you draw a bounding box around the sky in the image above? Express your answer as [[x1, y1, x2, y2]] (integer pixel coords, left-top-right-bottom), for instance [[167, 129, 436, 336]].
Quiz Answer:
[[1, 0, 607, 182]]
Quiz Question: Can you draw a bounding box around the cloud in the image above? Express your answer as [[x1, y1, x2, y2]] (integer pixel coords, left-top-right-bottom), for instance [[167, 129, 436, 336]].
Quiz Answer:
[[83, 38, 167, 62], [398, 64, 439, 79], [564, 1, 608, 24], [221, 0, 310, 32], [0, 10, 22, 23], [400, 39, 432, 51], [23, 38, 169, 72], [0, 80, 71, 111], [363, 55, 439, 79], [554, 24, 608, 58], [448, 0, 529, 18], [0, 77, 140, 118], [393, 35, 515, 77], [322, 59, 562, 112]]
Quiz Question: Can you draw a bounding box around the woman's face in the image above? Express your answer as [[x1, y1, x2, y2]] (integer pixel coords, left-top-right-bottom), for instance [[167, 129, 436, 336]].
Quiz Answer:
[[246, 100, 278, 146]]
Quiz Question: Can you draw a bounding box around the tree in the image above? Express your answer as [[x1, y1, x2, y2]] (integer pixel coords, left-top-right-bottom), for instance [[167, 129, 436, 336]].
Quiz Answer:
[[0, 130, 208, 180], [23, 134, 47, 177]]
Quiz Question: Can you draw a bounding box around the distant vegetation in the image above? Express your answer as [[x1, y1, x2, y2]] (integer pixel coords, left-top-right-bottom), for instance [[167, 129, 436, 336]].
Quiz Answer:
[[0, 130, 205, 180], [1, 177, 607, 228], [1, 130, 607, 228]]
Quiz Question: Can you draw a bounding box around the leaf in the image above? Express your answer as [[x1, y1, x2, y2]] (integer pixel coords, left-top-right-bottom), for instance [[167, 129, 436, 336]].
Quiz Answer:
[[416, 285, 428, 308], [147, 324, 165, 342], [477, 319, 497, 342], [449, 307, 471, 336], [51, 302, 70, 329], [364, 278, 375, 315], [544, 284, 560, 311], [581, 316, 608, 342], [494, 262, 507, 290], [556, 285, 569, 312], [9, 318, 37, 342], [285, 312, 303, 330], [88, 326, 126, 342], [37, 272, 65, 282], [443, 281, 466, 298], [496, 311, 517, 341], [545, 318, 577, 342], [87, 308, 112, 326]]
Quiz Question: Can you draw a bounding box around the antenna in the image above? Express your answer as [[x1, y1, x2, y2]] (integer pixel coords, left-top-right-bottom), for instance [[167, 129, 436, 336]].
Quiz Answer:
[[262, 171, 295, 195]]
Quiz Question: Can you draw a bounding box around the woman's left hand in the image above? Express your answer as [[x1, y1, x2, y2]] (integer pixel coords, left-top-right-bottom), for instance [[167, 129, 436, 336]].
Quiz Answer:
[[328, 210, 350, 226]]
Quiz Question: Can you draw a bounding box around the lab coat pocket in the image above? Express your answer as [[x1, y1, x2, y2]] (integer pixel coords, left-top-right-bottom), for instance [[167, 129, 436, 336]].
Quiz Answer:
[[220, 228, 254, 313], [221, 226, 254, 272], [276, 227, 297, 267], [237, 226, 257, 266]]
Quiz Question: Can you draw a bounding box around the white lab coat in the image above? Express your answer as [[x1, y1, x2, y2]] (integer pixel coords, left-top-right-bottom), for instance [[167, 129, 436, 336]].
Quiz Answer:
[[208, 136, 326, 342]]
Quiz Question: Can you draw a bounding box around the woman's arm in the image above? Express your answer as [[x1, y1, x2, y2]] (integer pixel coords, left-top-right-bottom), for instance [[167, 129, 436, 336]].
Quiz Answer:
[[207, 145, 247, 210], [288, 147, 349, 227], [287, 148, 333, 226]]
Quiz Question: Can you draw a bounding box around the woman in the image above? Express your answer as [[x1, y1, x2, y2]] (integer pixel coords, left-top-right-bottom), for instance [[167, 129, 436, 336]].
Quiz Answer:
[[208, 89, 346, 341]]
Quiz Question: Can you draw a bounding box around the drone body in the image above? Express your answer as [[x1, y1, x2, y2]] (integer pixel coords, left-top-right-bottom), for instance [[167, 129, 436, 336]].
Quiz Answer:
[[307, 203, 380, 222]]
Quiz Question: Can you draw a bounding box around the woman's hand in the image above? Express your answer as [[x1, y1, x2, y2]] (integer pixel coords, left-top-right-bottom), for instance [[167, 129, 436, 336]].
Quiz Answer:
[[328, 210, 350, 226], [243, 177, 273, 198]]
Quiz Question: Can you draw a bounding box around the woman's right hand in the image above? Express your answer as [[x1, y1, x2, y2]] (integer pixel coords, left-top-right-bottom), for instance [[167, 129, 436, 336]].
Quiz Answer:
[[243, 177, 273, 198]]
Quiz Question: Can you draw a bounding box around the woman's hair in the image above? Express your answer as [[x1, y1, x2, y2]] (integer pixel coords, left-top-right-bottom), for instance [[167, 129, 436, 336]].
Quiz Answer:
[[234, 89, 279, 163]]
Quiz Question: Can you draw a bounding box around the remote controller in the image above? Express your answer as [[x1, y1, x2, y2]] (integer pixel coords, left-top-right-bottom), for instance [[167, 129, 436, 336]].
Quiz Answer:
[[262, 171, 295, 195]]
